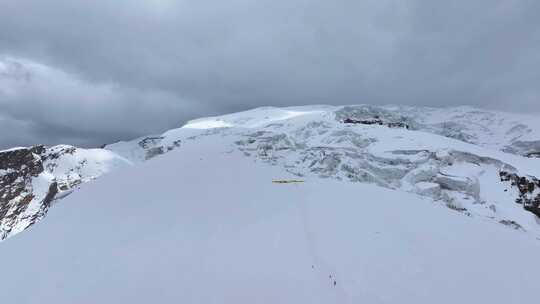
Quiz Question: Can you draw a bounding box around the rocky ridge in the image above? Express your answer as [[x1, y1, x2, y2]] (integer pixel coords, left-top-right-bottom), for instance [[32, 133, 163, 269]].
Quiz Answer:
[[0, 145, 128, 239]]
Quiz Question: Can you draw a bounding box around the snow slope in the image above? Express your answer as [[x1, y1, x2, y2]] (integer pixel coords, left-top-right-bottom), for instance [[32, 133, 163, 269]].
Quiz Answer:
[[1, 133, 539, 303]]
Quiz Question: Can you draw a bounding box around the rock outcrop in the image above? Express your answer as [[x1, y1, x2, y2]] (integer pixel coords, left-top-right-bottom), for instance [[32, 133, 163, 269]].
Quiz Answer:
[[342, 118, 410, 129], [499, 171, 540, 218], [0, 146, 56, 239], [0, 145, 128, 240]]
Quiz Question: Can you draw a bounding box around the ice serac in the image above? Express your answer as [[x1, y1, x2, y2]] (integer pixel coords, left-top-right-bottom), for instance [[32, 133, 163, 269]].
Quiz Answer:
[[0, 145, 129, 239], [1, 105, 540, 241]]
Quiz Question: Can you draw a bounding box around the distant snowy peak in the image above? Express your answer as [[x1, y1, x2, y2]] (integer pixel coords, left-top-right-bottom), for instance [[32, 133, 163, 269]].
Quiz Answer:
[[0, 145, 129, 239], [1, 105, 539, 241]]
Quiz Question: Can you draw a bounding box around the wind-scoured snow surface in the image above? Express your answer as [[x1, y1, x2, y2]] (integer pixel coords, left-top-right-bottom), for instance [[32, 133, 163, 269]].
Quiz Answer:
[[1, 105, 540, 302]]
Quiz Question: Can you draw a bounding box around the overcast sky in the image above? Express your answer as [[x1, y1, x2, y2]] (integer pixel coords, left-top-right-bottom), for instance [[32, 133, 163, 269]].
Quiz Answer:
[[1, 0, 539, 149]]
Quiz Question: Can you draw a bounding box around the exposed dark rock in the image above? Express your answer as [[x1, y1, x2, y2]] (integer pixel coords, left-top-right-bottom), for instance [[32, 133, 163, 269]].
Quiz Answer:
[[139, 136, 165, 149], [335, 106, 416, 131], [499, 171, 540, 218], [499, 220, 524, 230], [0, 146, 52, 239], [146, 147, 165, 160], [43, 146, 76, 161], [0, 145, 84, 239], [0, 147, 43, 174], [137, 136, 181, 160], [342, 118, 410, 129], [526, 152, 540, 158], [344, 118, 383, 125], [31, 182, 59, 223]]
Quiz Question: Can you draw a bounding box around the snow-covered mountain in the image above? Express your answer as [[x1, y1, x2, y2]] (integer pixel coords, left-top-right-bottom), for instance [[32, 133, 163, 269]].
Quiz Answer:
[[1, 105, 539, 243], [1, 105, 540, 303]]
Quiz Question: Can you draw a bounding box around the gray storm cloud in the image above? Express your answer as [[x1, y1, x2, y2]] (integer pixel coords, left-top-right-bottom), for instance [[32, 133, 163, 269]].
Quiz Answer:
[[0, 0, 539, 148]]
